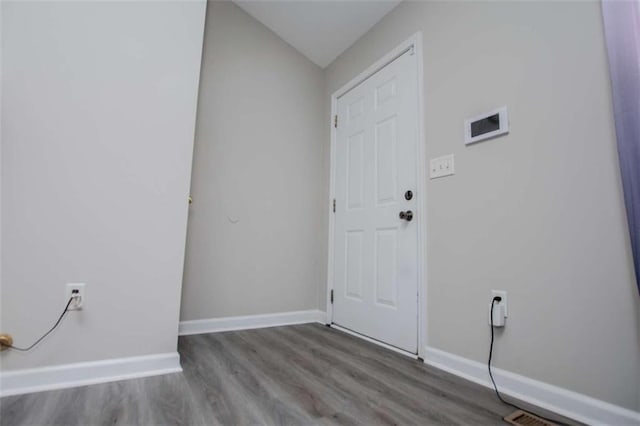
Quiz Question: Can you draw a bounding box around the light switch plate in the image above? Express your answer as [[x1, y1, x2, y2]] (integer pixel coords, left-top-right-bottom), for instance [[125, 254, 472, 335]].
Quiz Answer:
[[430, 154, 455, 179]]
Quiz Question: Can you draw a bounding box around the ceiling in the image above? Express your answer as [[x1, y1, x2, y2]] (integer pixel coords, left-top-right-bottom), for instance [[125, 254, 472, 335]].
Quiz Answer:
[[233, 1, 402, 68]]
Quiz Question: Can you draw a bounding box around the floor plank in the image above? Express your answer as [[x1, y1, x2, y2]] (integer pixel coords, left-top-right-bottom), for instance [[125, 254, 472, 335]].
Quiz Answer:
[[0, 323, 577, 425]]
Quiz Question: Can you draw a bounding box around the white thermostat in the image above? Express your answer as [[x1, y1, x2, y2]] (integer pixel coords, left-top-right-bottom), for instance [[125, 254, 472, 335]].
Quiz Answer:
[[464, 106, 509, 145]]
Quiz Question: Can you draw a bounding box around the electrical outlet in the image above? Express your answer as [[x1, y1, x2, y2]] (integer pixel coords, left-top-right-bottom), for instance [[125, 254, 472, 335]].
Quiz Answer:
[[65, 283, 86, 311], [491, 290, 507, 317]]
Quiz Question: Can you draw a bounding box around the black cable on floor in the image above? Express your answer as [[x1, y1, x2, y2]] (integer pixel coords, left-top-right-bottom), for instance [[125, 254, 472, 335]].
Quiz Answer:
[[6, 297, 74, 352], [489, 297, 571, 426]]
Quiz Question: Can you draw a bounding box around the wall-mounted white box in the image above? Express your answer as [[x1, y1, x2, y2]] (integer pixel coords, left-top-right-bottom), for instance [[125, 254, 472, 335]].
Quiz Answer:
[[430, 154, 455, 179]]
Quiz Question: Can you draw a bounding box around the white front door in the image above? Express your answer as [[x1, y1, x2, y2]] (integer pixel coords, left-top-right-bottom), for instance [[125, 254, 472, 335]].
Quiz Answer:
[[333, 49, 420, 353]]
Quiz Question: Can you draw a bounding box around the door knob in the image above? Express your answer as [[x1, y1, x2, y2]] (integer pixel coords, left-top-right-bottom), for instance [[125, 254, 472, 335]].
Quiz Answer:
[[399, 210, 413, 222]]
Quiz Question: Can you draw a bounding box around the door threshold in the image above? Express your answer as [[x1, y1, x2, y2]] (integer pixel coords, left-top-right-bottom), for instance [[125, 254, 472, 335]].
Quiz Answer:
[[329, 323, 418, 360]]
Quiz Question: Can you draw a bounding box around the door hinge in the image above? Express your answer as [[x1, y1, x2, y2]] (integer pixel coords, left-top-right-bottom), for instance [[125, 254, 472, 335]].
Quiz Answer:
[[330, 289, 334, 304], [334, 115, 338, 128], [333, 199, 336, 213]]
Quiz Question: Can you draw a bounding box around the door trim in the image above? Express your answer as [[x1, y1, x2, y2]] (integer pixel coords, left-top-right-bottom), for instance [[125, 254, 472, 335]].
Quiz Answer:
[[326, 32, 428, 359]]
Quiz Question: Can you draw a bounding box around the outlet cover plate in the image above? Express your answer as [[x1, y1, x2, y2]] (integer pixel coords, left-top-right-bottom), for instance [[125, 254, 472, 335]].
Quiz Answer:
[[66, 283, 86, 310], [491, 290, 507, 317]]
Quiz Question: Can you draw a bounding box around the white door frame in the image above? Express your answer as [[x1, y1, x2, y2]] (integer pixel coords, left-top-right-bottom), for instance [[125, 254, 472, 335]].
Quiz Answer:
[[326, 32, 428, 359]]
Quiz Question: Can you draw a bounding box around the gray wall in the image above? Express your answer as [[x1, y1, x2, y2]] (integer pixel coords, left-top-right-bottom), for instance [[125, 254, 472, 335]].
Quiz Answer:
[[324, 0, 640, 411], [180, 1, 326, 321], [1, 1, 205, 370]]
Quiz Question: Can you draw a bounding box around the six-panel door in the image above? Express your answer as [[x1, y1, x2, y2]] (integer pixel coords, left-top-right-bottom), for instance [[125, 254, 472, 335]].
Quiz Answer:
[[333, 50, 419, 353]]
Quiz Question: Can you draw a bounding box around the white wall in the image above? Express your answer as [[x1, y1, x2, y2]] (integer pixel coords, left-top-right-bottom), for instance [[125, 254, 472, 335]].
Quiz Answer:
[[1, 1, 205, 370], [0, 0, 4, 330], [180, 1, 325, 321], [324, 0, 640, 411]]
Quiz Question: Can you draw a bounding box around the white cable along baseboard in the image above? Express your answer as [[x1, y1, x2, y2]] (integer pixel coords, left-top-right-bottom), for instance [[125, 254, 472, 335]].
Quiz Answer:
[[178, 310, 327, 336], [424, 346, 640, 426], [0, 352, 181, 397]]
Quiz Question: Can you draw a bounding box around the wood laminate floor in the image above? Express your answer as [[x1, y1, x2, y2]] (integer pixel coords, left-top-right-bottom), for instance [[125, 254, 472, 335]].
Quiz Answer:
[[0, 323, 576, 425]]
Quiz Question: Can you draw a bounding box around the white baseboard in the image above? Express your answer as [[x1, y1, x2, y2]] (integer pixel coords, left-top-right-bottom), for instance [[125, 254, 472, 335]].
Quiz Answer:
[[179, 309, 326, 336], [0, 352, 181, 398], [424, 346, 640, 426]]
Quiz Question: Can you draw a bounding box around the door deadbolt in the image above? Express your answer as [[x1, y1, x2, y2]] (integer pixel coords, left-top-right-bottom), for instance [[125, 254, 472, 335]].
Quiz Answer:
[[399, 210, 414, 222], [404, 190, 413, 201]]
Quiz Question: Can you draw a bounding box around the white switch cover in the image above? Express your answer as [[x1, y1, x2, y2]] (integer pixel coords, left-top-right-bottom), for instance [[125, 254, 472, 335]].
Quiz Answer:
[[430, 154, 455, 179]]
